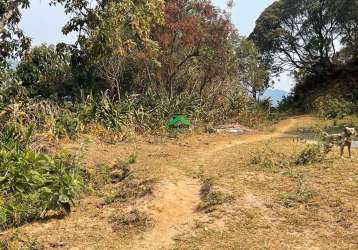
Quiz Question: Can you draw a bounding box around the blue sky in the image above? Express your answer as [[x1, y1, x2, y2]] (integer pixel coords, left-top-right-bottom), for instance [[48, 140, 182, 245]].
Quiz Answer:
[[20, 0, 294, 91]]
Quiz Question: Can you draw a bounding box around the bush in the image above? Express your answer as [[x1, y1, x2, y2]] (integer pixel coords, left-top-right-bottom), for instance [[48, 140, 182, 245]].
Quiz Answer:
[[295, 144, 324, 165], [0, 72, 27, 107], [55, 112, 84, 139], [0, 121, 34, 151], [315, 97, 352, 122], [250, 144, 291, 170], [0, 148, 83, 229], [16, 44, 73, 98]]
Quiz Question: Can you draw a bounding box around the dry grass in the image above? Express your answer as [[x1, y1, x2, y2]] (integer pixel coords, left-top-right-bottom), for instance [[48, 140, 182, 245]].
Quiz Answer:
[[104, 177, 156, 204], [0, 232, 44, 250], [1, 116, 357, 249], [173, 116, 358, 249], [109, 209, 154, 234], [197, 178, 234, 213]]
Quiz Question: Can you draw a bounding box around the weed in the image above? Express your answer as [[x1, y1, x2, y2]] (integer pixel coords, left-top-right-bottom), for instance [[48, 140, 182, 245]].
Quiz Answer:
[[250, 143, 291, 171], [295, 144, 324, 165], [126, 153, 137, 164], [197, 178, 233, 213], [280, 173, 318, 208]]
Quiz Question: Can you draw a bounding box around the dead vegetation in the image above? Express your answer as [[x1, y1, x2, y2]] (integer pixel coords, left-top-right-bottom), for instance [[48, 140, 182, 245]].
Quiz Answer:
[[1, 116, 357, 249], [0, 232, 44, 250], [279, 172, 318, 208], [250, 140, 326, 171], [105, 177, 156, 204], [197, 178, 234, 213], [109, 209, 154, 234]]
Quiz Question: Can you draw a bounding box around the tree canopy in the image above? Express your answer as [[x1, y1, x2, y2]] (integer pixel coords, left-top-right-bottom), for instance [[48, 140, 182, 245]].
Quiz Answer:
[[250, 0, 358, 76], [0, 0, 31, 66]]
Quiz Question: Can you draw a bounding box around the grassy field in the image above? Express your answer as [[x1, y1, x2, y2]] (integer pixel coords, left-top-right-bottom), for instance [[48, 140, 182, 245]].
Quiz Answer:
[[1, 116, 357, 249]]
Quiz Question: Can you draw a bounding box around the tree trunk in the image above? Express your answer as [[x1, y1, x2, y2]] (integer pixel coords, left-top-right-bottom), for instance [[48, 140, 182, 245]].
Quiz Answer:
[[116, 80, 121, 101]]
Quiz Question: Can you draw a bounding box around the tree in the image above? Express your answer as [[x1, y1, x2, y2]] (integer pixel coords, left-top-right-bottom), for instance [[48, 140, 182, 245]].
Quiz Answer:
[[236, 39, 269, 100], [98, 55, 124, 100], [250, 0, 342, 75], [0, 0, 31, 66], [153, 0, 235, 98], [51, 0, 164, 95], [335, 0, 358, 59], [16, 44, 72, 97]]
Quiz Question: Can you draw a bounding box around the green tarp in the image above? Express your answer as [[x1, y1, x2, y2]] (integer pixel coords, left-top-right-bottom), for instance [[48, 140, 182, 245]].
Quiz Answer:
[[168, 116, 191, 128]]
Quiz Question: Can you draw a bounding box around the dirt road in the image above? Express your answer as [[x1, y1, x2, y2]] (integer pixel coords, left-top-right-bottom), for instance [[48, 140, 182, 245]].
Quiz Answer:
[[5, 116, 358, 250]]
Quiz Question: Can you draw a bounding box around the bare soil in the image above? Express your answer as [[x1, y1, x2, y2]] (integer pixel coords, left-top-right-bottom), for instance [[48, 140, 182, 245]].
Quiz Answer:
[[2, 116, 358, 250]]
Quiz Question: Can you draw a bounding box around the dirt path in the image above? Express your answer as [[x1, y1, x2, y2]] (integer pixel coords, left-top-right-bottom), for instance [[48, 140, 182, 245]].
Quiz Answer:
[[5, 117, 301, 250], [129, 117, 298, 249], [200, 118, 295, 157], [132, 179, 201, 250]]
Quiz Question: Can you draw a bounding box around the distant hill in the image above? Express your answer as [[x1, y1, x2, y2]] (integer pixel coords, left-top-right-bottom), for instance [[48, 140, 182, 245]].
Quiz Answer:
[[262, 89, 288, 106]]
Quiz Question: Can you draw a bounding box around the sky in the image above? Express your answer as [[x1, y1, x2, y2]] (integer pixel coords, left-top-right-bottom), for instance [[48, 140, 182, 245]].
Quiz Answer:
[[20, 0, 294, 91]]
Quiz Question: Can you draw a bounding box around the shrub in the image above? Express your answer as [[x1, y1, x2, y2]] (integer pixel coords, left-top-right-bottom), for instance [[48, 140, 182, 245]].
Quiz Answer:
[[0, 148, 83, 229], [315, 97, 352, 122], [280, 173, 317, 208], [250, 144, 291, 170], [295, 144, 324, 165], [16, 44, 73, 98], [54, 112, 84, 139]]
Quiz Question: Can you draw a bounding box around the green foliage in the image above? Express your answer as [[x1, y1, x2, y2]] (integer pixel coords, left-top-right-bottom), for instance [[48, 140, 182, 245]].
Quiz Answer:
[[0, 0, 31, 64], [0, 120, 34, 150], [78, 91, 206, 132], [250, 143, 291, 171], [0, 71, 27, 107], [236, 39, 270, 99], [250, 0, 344, 75], [78, 93, 126, 130], [0, 148, 83, 228], [251, 0, 358, 111], [315, 97, 352, 121], [54, 112, 84, 139], [16, 44, 72, 97]]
